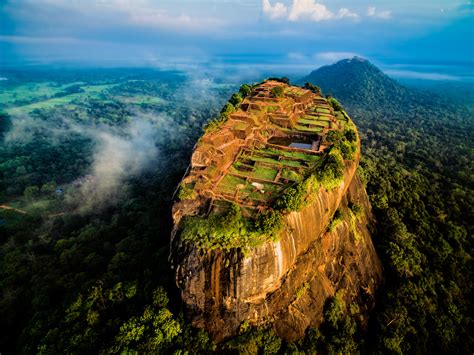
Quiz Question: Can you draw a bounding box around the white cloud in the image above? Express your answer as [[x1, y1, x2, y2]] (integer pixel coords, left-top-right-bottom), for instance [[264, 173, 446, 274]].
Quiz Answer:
[[384, 69, 460, 81], [288, 0, 334, 22], [337, 8, 359, 19], [12, 0, 224, 32], [262, 0, 288, 19], [112, 1, 224, 30], [127, 11, 222, 30], [262, 0, 359, 22], [367, 6, 392, 19]]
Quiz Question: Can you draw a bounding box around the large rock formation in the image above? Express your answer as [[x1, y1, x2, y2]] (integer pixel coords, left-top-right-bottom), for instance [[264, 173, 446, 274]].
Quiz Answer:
[[170, 80, 382, 342]]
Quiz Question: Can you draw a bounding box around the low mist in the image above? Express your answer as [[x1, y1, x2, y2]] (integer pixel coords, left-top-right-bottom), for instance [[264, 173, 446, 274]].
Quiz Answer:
[[4, 111, 167, 212]]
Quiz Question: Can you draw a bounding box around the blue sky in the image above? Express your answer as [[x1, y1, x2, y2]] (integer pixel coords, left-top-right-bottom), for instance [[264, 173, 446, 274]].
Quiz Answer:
[[0, 0, 473, 80]]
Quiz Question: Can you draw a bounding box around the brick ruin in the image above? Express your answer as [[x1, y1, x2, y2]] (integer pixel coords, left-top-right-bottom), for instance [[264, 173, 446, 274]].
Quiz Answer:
[[181, 80, 348, 213]]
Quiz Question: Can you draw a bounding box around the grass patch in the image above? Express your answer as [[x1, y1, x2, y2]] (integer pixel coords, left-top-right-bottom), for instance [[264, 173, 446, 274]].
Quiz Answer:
[[298, 118, 329, 127], [295, 125, 323, 133], [218, 175, 248, 193], [5, 84, 118, 115], [265, 147, 320, 162], [250, 166, 278, 181]]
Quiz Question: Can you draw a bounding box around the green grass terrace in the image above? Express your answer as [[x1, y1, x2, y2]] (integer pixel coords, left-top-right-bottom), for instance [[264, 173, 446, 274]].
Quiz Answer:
[[213, 144, 321, 207]]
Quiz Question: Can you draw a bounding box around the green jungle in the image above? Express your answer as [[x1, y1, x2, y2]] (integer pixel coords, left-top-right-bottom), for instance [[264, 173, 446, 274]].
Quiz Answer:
[[0, 61, 472, 354]]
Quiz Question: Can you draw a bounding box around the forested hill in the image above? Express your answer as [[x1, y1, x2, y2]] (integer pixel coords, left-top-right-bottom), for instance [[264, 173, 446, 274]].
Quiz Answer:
[[300, 58, 473, 353], [299, 57, 411, 108], [301, 57, 472, 189]]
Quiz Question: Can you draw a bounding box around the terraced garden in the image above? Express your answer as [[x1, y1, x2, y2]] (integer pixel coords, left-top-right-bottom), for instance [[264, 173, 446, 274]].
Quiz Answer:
[[214, 144, 322, 206]]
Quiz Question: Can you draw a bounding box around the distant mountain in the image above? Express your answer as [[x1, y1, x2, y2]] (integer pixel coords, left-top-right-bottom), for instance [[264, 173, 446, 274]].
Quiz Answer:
[[298, 57, 411, 109]]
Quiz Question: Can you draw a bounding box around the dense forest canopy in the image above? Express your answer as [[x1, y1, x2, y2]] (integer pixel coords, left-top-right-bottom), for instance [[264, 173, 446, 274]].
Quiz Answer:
[[0, 62, 472, 353]]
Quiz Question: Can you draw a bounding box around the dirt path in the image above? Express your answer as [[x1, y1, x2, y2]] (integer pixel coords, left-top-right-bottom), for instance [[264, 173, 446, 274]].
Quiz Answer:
[[48, 212, 66, 218], [0, 204, 28, 214]]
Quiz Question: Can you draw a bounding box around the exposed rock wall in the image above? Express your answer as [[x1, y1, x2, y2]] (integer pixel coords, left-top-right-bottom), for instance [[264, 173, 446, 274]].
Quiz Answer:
[[171, 152, 383, 341]]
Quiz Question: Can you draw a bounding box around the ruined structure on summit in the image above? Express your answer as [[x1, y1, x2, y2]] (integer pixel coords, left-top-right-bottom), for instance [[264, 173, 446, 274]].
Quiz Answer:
[[181, 80, 347, 210]]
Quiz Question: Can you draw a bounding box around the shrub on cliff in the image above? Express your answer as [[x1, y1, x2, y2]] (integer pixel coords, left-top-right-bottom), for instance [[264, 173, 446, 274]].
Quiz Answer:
[[254, 209, 283, 238], [304, 82, 322, 95], [229, 93, 243, 107], [328, 97, 343, 112], [180, 204, 279, 250], [274, 175, 319, 212], [327, 129, 357, 161], [317, 149, 345, 190], [180, 204, 245, 250], [239, 84, 252, 97]]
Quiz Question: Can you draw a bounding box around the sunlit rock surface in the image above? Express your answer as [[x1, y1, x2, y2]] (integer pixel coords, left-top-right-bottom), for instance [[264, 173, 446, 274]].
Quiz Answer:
[[170, 80, 382, 341]]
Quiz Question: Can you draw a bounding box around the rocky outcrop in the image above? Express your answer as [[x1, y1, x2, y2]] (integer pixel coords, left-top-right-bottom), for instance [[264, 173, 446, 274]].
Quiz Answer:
[[171, 155, 382, 342], [170, 80, 382, 342]]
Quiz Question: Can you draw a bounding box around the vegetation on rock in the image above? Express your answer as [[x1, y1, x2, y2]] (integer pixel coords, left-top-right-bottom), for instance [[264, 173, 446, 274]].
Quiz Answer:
[[180, 204, 281, 250], [0, 58, 472, 353]]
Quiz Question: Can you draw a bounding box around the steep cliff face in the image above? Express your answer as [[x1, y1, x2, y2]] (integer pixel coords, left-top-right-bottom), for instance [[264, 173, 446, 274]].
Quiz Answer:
[[170, 81, 382, 341]]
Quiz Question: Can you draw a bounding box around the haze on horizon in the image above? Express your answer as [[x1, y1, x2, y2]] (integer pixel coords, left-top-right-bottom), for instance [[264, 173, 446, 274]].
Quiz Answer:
[[0, 0, 473, 81]]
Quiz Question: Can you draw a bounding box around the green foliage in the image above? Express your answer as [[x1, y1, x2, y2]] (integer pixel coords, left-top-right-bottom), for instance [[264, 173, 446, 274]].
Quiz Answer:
[[300, 58, 410, 109], [0, 68, 232, 353], [177, 183, 196, 200], [316, 149, 345, 190], [357, 95, 473, 353], [274, 186, 305, 212], [281, 168, 303, 182], [295, 282, 310, 300], [2, 66, 473, 354], [180, 203, 287, 250], [324, 291, 346, 329], [111, 305, 181, 353], [303, 82, 322, 95], [255, 209, 284, 238], [275, 175, 319, 212], [349, 202, 363, 218], [327, 128, 357, 160], [229, 92, 243, 107], [239, 83, 252, 97], [225, 326, 282, 354], [270, 86, 284, 98], [344, 128, 357, 143], [328, 97, 343, 111], [328, 209, 344, 232], [0, 113, 12, 137], [300, 290, 360, 354], [23, 185, 40, 201]]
